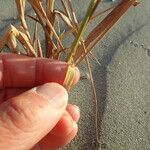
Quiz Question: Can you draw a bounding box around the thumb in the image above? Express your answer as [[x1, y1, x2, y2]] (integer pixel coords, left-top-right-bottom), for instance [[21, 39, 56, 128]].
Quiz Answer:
[[0, 83, 68, 150]]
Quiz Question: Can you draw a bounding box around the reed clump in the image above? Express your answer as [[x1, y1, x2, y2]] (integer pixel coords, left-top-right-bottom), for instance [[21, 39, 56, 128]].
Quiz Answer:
[[0, 0, 139, 147]]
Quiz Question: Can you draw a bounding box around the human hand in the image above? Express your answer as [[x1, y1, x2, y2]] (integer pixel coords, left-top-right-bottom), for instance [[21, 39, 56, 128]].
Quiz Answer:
[[0, 54, 80, 150]]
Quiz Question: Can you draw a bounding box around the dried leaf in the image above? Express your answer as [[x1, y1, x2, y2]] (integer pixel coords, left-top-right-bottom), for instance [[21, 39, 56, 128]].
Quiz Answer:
[[26, 15, 40, 24], [46, 0, 55, 17], [84, 55, 100, 144], [27, 0, 63, 49], [66, 0, 78, 25], [18, 31, 37, 56], [85, 0, 137, 48], [54, 10, 73, 28], [89, 51, 101, 66], [60, 0, 72, 21], [7, 32, 19, 53], [33, 21, 38, 49], [0, 25, 36, 56], [15, 0, 31, 41], [0, 25, 19, 52], [91, 5, 115, 20], [74, 0, 137, 63], [37, 38, 43, 57]]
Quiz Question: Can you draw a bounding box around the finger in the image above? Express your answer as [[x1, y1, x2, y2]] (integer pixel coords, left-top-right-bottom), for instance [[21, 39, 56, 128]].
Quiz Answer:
[[0, 83, 68, 150], [37, 104, 80, 137], [50, 111, 76, 137], [39, 123, 78, 150], [66, 104, 80, 122], [0, 53, 80, 89], [72, 67, 80, 86], [0, 88, 29, 102]]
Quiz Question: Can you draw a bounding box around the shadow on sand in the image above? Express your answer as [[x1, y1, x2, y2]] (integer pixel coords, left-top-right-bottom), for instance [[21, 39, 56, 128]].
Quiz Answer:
[[92, 25, 145, 149]]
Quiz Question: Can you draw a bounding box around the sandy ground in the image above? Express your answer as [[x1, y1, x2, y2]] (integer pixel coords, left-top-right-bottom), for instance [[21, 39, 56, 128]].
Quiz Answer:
[[0, 0, 150, 150]]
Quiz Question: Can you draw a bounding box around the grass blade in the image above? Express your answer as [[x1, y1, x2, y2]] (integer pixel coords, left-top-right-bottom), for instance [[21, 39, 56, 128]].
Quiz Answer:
[[27, 0, 64, 50], [54, 10, 73, 28], [37, 37, 43, 57], [85, 55, 100, 145], [66, 0, 101, 64], [85, 0, 137, 47], [15, 0, 31, 41], [74, 0, 138, 63], [60, 0, 72, 21], [46, 0, 55, 17]]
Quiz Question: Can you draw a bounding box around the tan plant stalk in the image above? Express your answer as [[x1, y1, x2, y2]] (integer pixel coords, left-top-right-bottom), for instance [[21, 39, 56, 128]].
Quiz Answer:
[[15, 0, 31, 42], [27, 0, 63, 50], [60, 0, 72, 21], [0, 25, 36, 56], [45, 0, 55, 58]]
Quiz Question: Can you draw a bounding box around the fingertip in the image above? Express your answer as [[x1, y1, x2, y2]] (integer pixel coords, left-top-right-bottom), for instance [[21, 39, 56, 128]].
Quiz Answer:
[[36, 59, 68, 85], [35, 83, 68, 109], [66, 104, 80, 122], [72, 67, 80, 85], [50, 112, 74, 137], [39, 122, 78, 149]]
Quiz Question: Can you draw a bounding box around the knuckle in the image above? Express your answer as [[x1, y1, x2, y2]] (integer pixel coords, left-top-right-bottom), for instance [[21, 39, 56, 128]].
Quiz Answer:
[[5, 98, 34, 132]]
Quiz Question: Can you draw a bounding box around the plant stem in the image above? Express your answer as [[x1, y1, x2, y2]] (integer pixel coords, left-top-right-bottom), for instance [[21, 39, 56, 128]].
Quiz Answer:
[[66, 0, 100, 64]]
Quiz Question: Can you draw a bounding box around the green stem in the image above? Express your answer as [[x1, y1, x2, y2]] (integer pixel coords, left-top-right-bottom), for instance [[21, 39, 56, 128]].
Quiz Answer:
[[66, 0, 100, 64]]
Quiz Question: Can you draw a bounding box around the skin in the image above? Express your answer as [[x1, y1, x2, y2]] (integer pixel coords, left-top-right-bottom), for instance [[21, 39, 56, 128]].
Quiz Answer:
[[0, 54, 80, 150]]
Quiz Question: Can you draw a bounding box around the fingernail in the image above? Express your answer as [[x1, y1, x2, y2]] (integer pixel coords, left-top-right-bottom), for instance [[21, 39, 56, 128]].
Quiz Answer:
[[72, 67, 80, 85], [35, 83, 68, 109], [73, 122, 78, 129], [73, 105, 80, 122], [73, 105, 80, 113]]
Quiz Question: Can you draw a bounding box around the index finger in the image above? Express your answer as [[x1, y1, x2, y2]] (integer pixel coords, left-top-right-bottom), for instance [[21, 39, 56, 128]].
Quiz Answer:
[[0, 54, 80, 89]]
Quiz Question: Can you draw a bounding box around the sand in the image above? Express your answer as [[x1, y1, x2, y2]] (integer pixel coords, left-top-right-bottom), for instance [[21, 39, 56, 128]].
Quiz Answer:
[[0, 0, 150, 150]]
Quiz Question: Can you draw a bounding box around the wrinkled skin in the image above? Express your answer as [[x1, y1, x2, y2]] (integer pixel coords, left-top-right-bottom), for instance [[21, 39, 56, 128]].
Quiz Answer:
[[0, 54, 80, 150]]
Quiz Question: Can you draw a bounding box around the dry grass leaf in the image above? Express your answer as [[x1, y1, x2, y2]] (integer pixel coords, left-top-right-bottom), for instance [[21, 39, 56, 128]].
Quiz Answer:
[[85, 55, 100, 144], [15, 0, 31, 41], [0, 25, 36, 56], [91, 5, 115, 20], [26, 15, 40, 24], [7, 32, 19, 53], [78, 40, 100, 144], [31, 20, 42, 57], [60, 0, 72, 21], [66, 0, 78, 25], [27, 0, 63, 50], [33, 21, 38, 49], [73, 0, 138, 63], [90, 0, 101, 16], [89, 51, 101, 66], [46, 0, 55, 17], [37, 38, 43, 57], [54, 10, 73, 28], [0, 25, 19, 52], [85, 0, 137, 48], [18, 31, 37, 56], [45, 0, 56, 57]]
